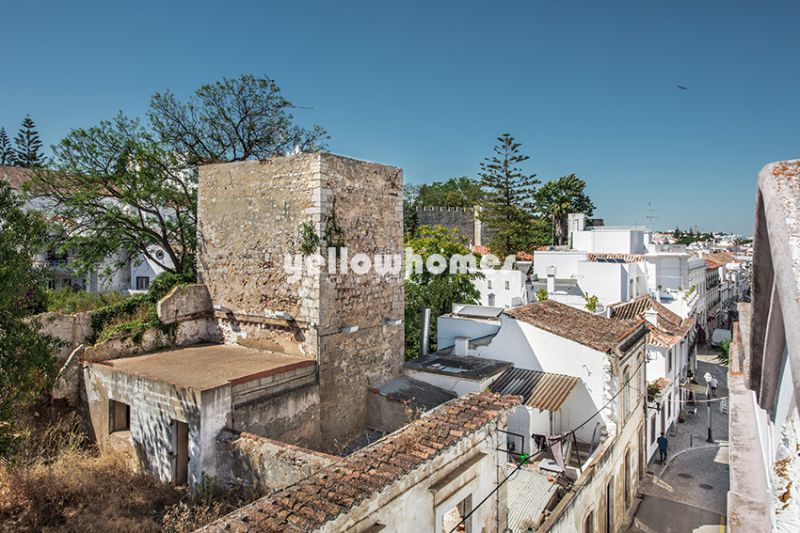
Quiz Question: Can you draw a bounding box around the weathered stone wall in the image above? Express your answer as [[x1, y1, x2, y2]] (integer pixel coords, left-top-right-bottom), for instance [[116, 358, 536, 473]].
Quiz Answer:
[[232, 384, 321, 448], [417, 206, 476, 245], [197, 153, 405, 452], [34, 311, 93, 361], [416, 205, 496, 248], [81, 362, 204, 485], [216, 431, 337, 494]]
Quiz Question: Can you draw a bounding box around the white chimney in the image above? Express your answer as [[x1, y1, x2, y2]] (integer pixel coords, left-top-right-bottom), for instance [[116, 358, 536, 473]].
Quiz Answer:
[[454, 336, 470, 357], [644, 307, 658, 328], [546, 265, 557, 294]]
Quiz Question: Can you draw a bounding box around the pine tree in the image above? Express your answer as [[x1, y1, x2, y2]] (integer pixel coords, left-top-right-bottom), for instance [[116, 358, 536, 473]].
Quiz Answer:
[[0, 128, 14, 166], [478, 133, 540, 256], [14, 115, 45, 168]]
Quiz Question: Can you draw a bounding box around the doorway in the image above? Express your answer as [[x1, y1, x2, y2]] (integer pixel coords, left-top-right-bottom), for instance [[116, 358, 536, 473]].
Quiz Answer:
[[174, 420, 189, 485]]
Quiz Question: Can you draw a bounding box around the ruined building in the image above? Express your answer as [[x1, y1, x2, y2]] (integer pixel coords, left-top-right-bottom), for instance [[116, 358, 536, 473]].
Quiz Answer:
[[77, 153, 411, 491]]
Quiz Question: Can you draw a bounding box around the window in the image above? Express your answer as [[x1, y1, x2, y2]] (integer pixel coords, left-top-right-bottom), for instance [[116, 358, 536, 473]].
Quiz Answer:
[[668, 349, 673, 373], [623, 368, 631, 417], [487, 280, 492, 290], [667, 393, 672, 419], [109, 400, 130, 433], [504, 280, 510, 290], [442, 494, 472, 533], [624, 449, 631, 506], [650, 414, 656, 444], [136, 276, 150, 290]]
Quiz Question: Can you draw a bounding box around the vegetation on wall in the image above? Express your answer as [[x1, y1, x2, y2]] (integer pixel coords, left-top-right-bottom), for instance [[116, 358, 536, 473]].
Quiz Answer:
[[88, 272, 194, 345], [583, 294, 599, 313]]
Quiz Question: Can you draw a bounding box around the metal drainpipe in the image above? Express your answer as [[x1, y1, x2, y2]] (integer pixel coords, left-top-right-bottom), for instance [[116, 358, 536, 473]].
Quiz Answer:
[[420, 308, 431, 357]]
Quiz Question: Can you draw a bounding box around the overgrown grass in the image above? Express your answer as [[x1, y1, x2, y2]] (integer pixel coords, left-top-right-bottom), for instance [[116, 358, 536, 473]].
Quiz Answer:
[[45, 288, 128, 314], [0, 411, 250, 532]]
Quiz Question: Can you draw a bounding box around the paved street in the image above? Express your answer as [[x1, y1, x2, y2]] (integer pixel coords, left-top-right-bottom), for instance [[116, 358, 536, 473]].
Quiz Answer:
[[630, 349, 730, 533]]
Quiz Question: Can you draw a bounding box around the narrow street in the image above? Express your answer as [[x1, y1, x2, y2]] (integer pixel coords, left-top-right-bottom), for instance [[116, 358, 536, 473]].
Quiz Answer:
[[630, 350, 730, 533]]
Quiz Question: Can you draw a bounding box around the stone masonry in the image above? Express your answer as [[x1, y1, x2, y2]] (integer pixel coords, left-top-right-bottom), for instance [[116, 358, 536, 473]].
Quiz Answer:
[[198, 153, 405, 451]]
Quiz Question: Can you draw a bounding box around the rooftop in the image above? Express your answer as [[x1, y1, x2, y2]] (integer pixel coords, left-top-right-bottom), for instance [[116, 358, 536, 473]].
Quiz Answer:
[[98, 343, 315, 391], [489, 367, 579, 411], [505, 300, 644, 353], [404, 352, 512, 380], [609, 295, 692, 348], [201, 392, 520, 532], [0, 165, 33, 190], [369, 376, 456, 411], [451, 304, 505, 320]]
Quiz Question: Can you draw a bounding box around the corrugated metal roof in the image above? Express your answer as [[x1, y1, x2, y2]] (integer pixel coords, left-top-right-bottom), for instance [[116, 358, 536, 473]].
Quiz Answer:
[[490, 367, 579, 411], [506, 465, 558, 531]]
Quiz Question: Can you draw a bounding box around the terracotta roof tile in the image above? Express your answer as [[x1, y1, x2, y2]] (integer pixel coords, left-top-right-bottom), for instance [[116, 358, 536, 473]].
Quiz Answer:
[[200, 392, 521, 533], [609, 295, 692, 348], [505, 300, 644, 353]]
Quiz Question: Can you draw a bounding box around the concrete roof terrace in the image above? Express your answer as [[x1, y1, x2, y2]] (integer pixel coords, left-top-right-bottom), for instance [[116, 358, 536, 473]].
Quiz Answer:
[[100, 343, 315, 391]]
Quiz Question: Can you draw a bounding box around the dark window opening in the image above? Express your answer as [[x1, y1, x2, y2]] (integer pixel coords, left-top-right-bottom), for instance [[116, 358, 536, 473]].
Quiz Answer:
[[109, 400, 130, 433], [136, 276, 150, 290]]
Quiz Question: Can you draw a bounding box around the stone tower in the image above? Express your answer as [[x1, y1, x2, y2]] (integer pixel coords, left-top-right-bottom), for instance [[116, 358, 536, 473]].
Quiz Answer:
[[198, 152, 404, 449]]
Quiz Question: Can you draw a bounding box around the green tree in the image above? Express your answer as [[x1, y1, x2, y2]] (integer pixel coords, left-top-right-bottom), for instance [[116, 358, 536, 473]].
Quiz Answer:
[[478, 134, 540, 257], [13, 115, 45, 168], [417, 176, 485, 208], [534, 174, 595, 245], [0, 181, 60, 451], [149, 74, 328, 164], [0, 127, 14, 165], [403, 183, 420, 236], [27, 74, 327, 278], [404, 225, 482, 359]]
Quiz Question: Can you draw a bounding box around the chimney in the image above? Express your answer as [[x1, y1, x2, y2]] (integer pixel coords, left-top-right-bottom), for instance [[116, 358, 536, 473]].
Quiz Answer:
[[644, 307, 658, 328], [454, 336, 470, 357], [546, 265, 557, 294], [419, 308, 431, 357]]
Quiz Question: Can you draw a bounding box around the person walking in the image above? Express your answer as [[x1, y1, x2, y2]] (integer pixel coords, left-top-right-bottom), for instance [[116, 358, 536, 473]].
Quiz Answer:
[[710, 376, 719, 398], [657, 432, 669, 464]]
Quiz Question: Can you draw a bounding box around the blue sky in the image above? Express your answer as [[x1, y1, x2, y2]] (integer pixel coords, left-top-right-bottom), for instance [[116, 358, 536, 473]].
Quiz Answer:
[[2, 1, 798, 235]]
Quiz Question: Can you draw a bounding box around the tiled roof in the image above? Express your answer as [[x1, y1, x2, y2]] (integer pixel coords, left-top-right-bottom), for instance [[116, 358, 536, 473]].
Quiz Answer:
[[489, 367, 579, 411], [703, 251, 737, 265], [609, 296, 692, 348], [705, 259, 724, 269], [201, 392, 521, 533], [505, 300, 644, 353], [587, 253, 646, 263], [0, 165, 33, 190]]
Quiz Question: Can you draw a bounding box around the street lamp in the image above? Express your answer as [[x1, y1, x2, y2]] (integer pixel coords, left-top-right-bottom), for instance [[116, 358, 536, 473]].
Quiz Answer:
[[704, 371, 713, 443]]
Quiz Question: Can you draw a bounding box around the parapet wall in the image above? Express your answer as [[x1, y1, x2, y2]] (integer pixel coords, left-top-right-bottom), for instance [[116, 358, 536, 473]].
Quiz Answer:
[[216, 431, 337, 494]]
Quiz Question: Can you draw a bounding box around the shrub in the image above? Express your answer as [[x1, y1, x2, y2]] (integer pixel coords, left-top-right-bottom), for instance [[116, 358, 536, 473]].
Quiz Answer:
[[46, 288, 128, 314], [89, 271, 195, 345]]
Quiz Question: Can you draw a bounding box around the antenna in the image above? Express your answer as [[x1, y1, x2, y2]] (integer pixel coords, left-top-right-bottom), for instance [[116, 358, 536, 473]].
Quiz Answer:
[[645, 201, 658, 227]]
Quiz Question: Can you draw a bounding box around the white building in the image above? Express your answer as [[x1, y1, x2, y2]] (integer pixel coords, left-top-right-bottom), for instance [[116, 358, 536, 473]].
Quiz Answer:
[[2, 165, 172, 294], [473, 268, 529, 308], [428, 299, 649, 531], [610, 295, 693, 461]]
